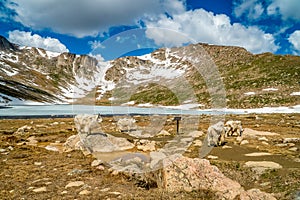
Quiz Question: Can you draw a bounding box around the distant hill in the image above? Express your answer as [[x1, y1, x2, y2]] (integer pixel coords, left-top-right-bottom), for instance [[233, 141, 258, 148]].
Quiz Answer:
[[0, 35, 299, 108]]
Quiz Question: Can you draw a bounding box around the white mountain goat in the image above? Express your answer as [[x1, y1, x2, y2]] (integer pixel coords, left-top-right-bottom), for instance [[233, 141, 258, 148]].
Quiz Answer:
[[74, 114, 102, 134], [224, 120, 243, 137], [207, 121, 226, 146], [117, 118, 137, 132]]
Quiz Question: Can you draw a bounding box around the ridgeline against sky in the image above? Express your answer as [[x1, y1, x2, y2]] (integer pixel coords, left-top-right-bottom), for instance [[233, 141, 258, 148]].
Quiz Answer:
[[1, 0, 300, 60]]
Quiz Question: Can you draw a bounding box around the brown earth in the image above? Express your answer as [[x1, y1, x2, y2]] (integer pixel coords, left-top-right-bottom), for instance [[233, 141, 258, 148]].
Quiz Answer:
[[0, 114, 299, 199]]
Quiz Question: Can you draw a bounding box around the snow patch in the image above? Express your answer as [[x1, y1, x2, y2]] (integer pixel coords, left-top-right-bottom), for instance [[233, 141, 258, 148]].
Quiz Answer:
[[137, 103, 153, 107], [262, 88, 278, 91], [290, 92, 300, 96], [162, 103, 204, 110], [244, 92, 255, 95]]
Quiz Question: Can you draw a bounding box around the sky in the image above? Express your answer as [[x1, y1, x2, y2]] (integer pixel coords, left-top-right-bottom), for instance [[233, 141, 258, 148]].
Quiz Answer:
[[1, 0, 300, 61]]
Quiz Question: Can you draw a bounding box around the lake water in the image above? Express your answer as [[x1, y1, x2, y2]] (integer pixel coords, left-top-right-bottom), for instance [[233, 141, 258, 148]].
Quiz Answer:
[[0, 104, 300, 118]]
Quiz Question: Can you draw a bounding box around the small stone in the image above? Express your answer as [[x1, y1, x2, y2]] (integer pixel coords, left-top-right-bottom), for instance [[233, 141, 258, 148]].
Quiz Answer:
[[275, 143, 288, 147], [288, 147, 298, 152], [33, 187, 47, 193], [156, 130, 171, 137], [108, 191, 121, 195], [91, 159, 104, 167], [258, 137, 268, 142], [34, 162, 42, 166], [8, 146, 14, 151], [65, 181, 85, 188], [111, 170, 119, 176], [193, 140, 202, 147], [240, 140, 249, 145], [207, 155, 218, 160], [222, 145, 232, 149], [79, 189, 91, 195], [261, 141, 269, 145], [45, 145, 59, 152], [97, 165, 105, 170], [187, 131, 203, 138], [61, 190, 68, 194], [288, 143, 296, 147], [0, 149, 6, 153], [100, 188, 110, 192], [260, 182, 271, 187], [245, 152, 272, 157], [51, 122, 59, 126]]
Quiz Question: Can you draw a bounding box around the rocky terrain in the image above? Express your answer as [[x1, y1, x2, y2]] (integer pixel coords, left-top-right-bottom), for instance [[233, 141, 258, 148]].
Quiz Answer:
[[0, 35, 299, 108], [0, 113, 299, 199]]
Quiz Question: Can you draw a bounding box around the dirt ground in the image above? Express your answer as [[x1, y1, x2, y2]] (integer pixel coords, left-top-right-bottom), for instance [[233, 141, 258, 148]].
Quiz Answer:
[[0, 113, 299, 200]]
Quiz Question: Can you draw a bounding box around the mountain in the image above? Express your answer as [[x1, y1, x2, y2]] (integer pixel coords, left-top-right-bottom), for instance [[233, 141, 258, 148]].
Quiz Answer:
[[0, 36, 299, 108]]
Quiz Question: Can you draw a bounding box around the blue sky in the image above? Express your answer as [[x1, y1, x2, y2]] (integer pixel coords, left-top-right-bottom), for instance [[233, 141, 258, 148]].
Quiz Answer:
[[1, 0, 300, 60]]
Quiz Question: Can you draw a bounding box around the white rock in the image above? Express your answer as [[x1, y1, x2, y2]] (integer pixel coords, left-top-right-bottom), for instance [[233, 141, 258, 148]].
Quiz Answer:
[[207, 155, 218, 160], [33, 187, 47, 193], [91, 159, 104, 167], [65, 181, 85, 188], [245, 152, 272, 157], [187, 131, 203, 138], [79, 190, 91, 195], [243, 128, 279, 137], [137, 141, 156, 152], [261, 141, 269, 145], [61, 190, 68, 194], [258, 137, 268, 142], [244, 161, 282, 169], [100, 188, 110, 192], [156, 130, 171, 137], [193, 140, 203, 147], [240, 140, 249, 145], [288, 147, 298, 152], [34, 162, 42, 166], [108, 191, 121, 195], [222, 145, 232, 149], [45, 145, 59, 152]]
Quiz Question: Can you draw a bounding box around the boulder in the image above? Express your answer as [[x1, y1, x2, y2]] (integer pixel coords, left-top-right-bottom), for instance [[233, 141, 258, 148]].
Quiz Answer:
[[157, 154, 243, 199], [136, 140, 156, 152], [63, 133, 134, 154], [156, 130, 171, 137]]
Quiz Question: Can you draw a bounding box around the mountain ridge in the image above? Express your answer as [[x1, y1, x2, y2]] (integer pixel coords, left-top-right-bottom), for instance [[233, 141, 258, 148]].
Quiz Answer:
[[0, 36, 299, 108]]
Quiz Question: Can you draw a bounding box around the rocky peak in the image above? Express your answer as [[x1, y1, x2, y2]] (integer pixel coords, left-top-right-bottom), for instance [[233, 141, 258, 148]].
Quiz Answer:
[[0, 35, 17, 52]]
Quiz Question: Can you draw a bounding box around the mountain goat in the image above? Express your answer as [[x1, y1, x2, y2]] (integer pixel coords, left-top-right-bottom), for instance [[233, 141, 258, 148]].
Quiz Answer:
[[224, 120, 243, 137], [74, 114, 102, 134], [207, 121, 226, 146]]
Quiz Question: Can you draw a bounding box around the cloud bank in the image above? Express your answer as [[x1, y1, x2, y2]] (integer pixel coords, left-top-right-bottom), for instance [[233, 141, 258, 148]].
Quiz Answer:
[[145, 9, 279, 54], [8, 30, 69, 53]]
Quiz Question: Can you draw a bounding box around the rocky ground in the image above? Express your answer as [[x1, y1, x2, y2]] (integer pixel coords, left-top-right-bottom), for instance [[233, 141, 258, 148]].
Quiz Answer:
[[0, 113, 299, 199]]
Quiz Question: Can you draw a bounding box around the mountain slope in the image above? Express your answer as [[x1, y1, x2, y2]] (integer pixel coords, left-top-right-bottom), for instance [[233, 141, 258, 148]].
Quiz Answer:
[[0, 36, 299, 108]]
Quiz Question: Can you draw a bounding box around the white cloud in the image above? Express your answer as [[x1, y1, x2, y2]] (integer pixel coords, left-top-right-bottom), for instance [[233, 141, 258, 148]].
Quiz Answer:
[[8, 30, 69, 53], [145, 9, 279, 54], [89, 40, 105, 50], [288, 30, 300, 54], [6, 0, 185, 38], [233, 0, 264, 20], [267, 0, 300, 20]]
